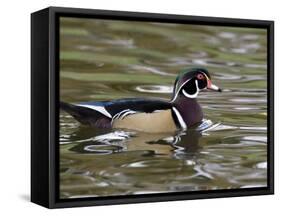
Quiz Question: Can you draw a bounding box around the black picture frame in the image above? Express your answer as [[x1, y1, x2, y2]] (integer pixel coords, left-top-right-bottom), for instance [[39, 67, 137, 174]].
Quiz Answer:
[[31, 6, 274, 209]]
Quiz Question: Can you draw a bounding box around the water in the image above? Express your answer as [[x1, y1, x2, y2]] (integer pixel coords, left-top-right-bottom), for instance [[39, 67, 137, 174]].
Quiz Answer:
[[59, 17, 267, 198]]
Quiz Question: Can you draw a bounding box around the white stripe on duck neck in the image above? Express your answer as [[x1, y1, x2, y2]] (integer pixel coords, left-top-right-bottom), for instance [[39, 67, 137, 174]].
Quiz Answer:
[[182, 80, 199, 98], [171, 79, 199, 102], [172, 107, 187, 129]]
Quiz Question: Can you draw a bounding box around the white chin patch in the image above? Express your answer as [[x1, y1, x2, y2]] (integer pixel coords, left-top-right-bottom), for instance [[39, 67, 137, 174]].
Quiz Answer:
[[182, 80, 199, 98], [182, 89, 198, 98]]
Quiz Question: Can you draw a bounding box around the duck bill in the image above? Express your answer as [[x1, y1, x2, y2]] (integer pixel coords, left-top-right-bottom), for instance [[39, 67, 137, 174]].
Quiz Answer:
[[207, 80, 222, 92]]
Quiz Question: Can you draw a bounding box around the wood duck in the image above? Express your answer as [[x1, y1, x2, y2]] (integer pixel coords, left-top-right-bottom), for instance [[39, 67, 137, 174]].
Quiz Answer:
[[61, 68, 221, 133]]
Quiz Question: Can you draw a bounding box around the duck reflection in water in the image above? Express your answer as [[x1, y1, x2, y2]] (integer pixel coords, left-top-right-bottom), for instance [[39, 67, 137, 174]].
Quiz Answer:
[[69, 120, 218, 157]]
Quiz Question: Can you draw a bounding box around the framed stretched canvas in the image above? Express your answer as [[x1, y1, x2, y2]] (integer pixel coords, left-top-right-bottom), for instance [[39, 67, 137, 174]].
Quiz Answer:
[[31, 7, 274, 208]]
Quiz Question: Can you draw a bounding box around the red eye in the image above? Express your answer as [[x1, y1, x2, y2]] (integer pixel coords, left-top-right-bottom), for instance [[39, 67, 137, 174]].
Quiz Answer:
[[197, 74, 204, 80]]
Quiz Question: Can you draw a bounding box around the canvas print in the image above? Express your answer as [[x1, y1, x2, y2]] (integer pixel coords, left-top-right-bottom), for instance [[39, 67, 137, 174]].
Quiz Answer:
[[59, 17, 268, 199]]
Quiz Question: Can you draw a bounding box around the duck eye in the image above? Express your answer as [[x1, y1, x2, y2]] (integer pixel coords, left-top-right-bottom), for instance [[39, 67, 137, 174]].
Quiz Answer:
[[197, 74, 204, 80]]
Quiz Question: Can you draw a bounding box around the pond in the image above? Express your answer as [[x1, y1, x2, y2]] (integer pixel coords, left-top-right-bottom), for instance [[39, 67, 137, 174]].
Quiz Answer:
[[59, 17, 267, 198]]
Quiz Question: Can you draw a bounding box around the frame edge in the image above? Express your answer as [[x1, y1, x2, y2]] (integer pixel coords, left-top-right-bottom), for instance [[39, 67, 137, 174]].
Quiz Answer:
[[31, 8, 51, 208]]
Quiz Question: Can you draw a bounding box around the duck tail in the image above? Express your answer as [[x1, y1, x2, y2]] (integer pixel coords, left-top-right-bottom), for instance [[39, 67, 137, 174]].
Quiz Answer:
[[60, 101, 72, 112], [60, 101, 87, 124], [60, 101, 111, 128]]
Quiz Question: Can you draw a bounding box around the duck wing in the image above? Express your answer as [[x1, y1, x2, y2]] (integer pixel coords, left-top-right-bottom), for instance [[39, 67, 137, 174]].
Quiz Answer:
[[60, 98, 171, 128]]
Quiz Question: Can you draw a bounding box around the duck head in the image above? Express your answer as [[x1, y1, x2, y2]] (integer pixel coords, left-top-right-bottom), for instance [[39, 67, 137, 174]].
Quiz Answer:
[[171, 68, 221, 102]]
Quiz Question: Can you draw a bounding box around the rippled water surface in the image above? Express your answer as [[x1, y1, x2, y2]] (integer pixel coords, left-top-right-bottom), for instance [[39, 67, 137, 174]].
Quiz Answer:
[[59, 17, 267, 198]]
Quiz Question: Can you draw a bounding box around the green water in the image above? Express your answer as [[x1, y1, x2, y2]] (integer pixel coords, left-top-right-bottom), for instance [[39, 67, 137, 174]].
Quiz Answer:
[[59, 17, 267, 198]]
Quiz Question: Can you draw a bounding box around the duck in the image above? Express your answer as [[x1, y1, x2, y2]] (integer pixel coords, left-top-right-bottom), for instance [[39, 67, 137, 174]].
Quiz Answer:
[[60, 68, 221, 133]]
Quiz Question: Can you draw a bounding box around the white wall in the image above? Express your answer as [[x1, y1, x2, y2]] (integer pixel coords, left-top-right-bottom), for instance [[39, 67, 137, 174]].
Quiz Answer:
[[0, 0, 278, 214]]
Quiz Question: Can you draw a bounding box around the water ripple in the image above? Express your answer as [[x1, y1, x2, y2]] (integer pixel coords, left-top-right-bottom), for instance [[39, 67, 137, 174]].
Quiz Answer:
[[60, 18, 268, 198], [135, 85, 172, 93]]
